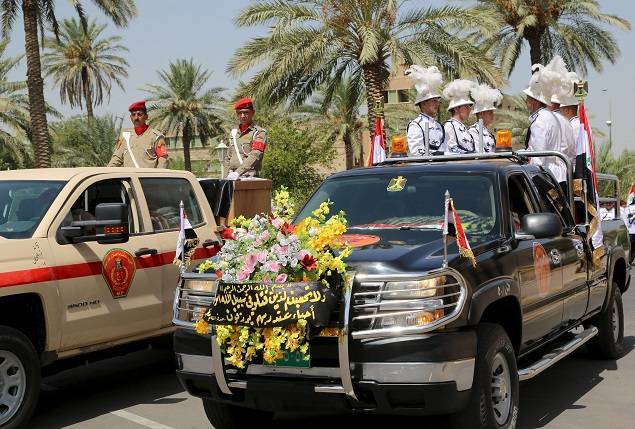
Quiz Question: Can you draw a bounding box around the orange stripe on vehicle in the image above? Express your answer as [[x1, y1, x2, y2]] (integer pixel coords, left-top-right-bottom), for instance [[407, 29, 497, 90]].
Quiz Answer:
[[0, 245, 220, 289]]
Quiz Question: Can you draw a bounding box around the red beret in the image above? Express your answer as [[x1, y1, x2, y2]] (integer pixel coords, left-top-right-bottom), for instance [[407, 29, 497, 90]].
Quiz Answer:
[[234, 97, 254, 110], [128, 100, 147, 112]]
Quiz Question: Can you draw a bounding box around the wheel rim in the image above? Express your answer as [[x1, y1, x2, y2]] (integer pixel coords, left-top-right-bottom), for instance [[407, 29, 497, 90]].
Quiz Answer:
[[0, 350, 27, 425], [612, 300, 620, 343], [490, 352, 512, 425]]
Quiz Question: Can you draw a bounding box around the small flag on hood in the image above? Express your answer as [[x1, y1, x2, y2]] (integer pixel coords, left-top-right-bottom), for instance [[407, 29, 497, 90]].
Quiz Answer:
[[443, 191, 476, 267], [174, 201, 200, 269], [573, 102, 604, 264], [368, 115, 386, 166], [628, 183, 635, 206]]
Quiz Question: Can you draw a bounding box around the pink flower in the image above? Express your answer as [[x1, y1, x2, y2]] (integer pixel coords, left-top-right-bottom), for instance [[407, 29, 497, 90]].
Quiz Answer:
[[237, 270, 250, 281], [255, 251, 267, 264], [271, 217, 284, 229], [264, 260, 281, 273], [297, 250, 309, 260], [275, 273, 288, 283]]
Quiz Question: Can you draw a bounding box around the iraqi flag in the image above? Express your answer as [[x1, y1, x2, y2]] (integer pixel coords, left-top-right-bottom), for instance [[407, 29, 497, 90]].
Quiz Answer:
[[628, 183, 635, 206], [174, 201, 200, 269], [443, 191, 476, 267], [368, 115, 386, 166], [573, 103, 603, 259]]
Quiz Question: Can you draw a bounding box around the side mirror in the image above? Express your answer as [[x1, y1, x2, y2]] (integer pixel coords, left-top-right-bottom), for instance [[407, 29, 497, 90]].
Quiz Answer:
[[61, 202, 129, 244], [520, 213, 563, 239]]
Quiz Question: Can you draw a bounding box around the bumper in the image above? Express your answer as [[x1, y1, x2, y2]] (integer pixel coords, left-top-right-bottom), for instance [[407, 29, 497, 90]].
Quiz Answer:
[[175, 328, 476, 415]]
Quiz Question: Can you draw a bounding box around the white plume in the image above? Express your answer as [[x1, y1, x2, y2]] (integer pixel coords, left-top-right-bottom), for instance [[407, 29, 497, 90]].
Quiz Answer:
[[470, 83, 503, 106], [405, 65, 443, 94], [442, 79, 476, 101], [539, 56, 569, 102]]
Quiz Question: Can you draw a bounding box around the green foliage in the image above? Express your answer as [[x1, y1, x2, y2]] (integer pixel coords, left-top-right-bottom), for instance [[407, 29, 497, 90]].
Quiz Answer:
[[257, 111, 336, 205], [595, 141, 635, 199], [475, 0, 631, 76], [42, 17, 129, 118], [144, 58, 226, 172], [50, 115, 118, 167]]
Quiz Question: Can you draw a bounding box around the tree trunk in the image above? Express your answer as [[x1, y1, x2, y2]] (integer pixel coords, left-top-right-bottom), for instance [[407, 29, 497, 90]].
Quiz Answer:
[[81, 67, 94, 122], [343, 131, 354, 170], [362, 64, 385, 166], [22, 0, 51, 167], [527, 31, 543, 66], [183, 120, 192, 172]]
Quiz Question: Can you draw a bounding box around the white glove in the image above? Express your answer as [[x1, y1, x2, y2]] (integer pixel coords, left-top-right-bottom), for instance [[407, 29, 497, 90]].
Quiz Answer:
[[226, 171, 240, 181]]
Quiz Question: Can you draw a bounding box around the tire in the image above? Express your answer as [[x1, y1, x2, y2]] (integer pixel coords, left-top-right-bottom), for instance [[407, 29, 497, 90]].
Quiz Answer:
[[0, 326, 41, 429], [450, 323, 519, 429], [202, 399, 273, 429], [588, 282, 624, 359]]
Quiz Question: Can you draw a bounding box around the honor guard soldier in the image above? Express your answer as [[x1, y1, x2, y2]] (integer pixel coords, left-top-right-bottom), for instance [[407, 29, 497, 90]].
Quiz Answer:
[[443, 79, 477, 154], [404, 65, 445, 156], [523, 63, 564, 183], [224, 97, 267, 180], [107, 100, 169, 168], [469, 84, 503, 153], [549, 56, 578, 169], [557, 72, 585, 156]]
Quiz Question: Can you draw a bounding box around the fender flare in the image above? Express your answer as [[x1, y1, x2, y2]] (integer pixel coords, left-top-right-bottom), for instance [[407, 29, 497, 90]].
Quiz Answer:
[[602, 246, 628, 312], [467, 277, 521, 325]]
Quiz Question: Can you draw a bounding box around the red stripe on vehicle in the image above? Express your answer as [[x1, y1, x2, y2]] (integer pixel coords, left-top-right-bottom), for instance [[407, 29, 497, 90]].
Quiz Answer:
[[0, 245, 220, 289]]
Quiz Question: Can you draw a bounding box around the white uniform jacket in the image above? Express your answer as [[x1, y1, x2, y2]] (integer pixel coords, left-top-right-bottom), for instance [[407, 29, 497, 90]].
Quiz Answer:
[[407, 113, 445, 156], [526, 107, 565, 182], [443, 119, 476, 154], [570, 116, 581, 142], [554, 110, 576, 165], [468, 123, 496, 153], [624, 204, 635, 234]]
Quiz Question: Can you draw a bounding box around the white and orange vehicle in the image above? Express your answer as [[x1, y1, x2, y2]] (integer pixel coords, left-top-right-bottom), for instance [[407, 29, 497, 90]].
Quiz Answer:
[[0, 167, 221, 429]]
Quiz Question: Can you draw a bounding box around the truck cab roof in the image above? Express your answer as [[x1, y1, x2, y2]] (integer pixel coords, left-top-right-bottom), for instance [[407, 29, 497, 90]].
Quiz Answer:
[[0, 167, 193, 182]]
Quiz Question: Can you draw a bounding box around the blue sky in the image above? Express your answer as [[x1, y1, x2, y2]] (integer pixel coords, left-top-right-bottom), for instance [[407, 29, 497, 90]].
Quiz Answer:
[[4, 0, 633, 153]]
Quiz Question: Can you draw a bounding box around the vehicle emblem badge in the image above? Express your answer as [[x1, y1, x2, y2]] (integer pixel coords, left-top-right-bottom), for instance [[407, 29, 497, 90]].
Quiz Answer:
[[387, 176, 407, 192], [102, 248, 136, 298]]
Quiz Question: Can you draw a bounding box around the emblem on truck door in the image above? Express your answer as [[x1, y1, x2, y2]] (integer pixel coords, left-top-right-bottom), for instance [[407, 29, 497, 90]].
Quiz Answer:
[[102, 248, 136, 298]]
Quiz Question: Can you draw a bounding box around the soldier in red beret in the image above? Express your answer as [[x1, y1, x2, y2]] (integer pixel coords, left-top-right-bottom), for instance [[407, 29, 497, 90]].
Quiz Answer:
[[224, 97, 267, 179], [107, 100, 169, 168]]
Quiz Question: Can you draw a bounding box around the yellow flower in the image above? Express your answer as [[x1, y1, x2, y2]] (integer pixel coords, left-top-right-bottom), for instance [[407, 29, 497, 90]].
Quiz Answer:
[[194, 319, 209, 335]]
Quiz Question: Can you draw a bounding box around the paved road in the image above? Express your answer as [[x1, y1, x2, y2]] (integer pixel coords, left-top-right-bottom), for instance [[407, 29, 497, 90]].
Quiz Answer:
[[32, 271, 635, 429]]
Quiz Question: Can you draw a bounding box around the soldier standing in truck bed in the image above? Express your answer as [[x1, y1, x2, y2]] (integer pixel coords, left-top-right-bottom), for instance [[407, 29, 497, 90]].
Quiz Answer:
[[224, 98, 267, 180]]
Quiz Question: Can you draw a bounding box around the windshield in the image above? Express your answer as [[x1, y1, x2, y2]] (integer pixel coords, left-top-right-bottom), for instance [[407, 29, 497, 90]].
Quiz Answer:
[[0, 181, 65, 239], [296, 171, 500, 245]]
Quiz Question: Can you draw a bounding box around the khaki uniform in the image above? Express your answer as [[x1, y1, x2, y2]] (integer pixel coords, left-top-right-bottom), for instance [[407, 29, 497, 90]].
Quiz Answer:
[[224, 124, 267, 177], [108, 127, 169, 168]]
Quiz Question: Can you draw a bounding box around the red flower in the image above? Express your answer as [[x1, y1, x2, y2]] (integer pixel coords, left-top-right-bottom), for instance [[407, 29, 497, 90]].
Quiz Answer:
[[215, 270, 223, 279], [281, 222, 296, 235], [301, 254, 317, 271], [221, 227, 236, 240]]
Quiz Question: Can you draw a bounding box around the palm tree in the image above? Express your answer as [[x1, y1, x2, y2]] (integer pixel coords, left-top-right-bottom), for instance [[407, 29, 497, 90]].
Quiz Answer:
[[0, 40, 32, 168], [43, 18, 129, 122], [474, 0, 631, 77], [143, 59, 225, 172], [229, 0, 502, 135], [0, 0, 137, 167]]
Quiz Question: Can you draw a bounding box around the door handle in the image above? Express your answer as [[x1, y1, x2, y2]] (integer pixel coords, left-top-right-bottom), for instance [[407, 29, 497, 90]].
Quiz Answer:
[[574, 243, 585, 258], [549, 249, 561, 265], [202, 239, 220, 248], [135, 247, 158, 257]]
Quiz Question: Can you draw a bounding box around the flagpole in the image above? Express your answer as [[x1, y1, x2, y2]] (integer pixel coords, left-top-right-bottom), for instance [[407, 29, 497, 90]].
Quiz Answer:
[[179, 200, 186, 276], [443, 190, 449, 268]]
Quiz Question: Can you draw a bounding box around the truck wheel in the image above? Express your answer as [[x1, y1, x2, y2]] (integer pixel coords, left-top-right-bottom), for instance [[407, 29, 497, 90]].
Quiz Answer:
[[0, 327, 40, 429], [450, 323, 519, 429], [588, 283, 624, 359], [202, 399, 273, 429]]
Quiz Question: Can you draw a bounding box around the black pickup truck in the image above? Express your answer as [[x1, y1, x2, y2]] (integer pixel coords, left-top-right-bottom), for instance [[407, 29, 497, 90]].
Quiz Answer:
[[172, 152, 630, 429]]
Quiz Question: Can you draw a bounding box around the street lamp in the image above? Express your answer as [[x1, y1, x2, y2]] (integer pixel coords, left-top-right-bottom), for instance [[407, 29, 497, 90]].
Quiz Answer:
[[606, 120, 613, 146], [215, 141, 228, 178]]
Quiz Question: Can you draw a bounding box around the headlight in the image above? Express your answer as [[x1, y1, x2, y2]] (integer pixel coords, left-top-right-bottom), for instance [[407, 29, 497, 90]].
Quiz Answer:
[[185, 279, 217, 293], [174, 275, 217, 326], [383, 276, 445, 299], [377, 299, 445, 329]]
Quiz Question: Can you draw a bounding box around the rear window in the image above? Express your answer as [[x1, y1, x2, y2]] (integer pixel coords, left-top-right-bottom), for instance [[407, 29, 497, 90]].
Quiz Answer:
[[140, 178, 203, 231], [0, 181, 65, 239], [296, 172, 500, 244]]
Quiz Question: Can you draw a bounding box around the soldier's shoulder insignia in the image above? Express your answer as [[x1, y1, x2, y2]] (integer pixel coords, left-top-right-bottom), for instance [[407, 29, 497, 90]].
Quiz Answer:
[[155, 139, 168, 158]]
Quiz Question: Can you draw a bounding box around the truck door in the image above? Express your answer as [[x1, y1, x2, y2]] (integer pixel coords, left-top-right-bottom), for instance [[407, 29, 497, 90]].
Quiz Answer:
[[507, 173, 564, 347], [50, 175, 163, 350], [136, 175, 219, 328], [531, 172, 588, 325]]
